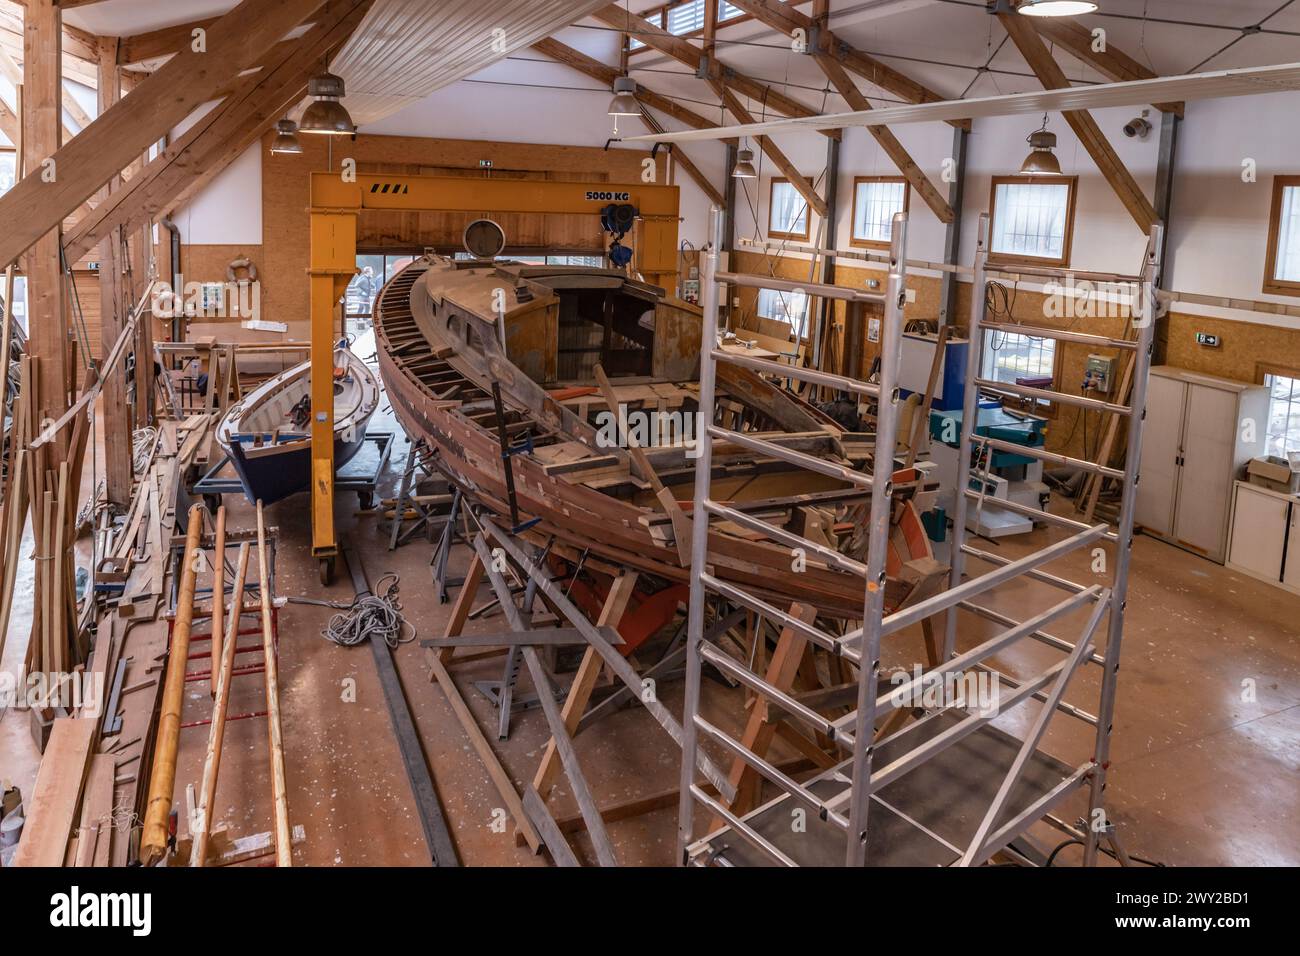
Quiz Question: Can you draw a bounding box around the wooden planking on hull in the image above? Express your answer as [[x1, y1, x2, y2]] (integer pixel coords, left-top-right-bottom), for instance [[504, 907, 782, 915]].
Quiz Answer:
[[372, 258, 938, 622]]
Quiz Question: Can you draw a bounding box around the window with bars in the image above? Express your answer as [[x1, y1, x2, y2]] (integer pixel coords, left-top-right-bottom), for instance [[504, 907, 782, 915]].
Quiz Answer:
[[851, 177, 908, 249], [667, 0, 706, 34], [989, 176, 1077, 267], [1266, 373, 1300, 456], [982, 329, 1057, 409], [757, 288, 810, 339], [1265, 177, 1300, 295], [768, 178, 810, 239]]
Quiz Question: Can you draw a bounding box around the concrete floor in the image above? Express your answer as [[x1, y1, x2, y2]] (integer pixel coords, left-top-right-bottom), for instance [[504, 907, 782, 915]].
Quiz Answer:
[[3, 356, 1297, 866]]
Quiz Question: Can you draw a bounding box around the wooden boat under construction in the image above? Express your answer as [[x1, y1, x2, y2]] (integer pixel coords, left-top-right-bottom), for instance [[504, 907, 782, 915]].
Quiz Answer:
[[372, 255, 943, 622]]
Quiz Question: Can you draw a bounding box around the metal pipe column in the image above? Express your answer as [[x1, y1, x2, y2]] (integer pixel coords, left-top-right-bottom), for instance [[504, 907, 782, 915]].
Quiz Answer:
[[844, 212, 909, 866], [943, 215, 990, 660], [1083, 224, 1164, 864], [676, 205, 725, 863]]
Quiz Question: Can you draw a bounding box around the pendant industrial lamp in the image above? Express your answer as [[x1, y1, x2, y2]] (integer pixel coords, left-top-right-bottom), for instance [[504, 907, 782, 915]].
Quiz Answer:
[[608, 76, 640, 116], [299, 70, 356, 136], [269, 119, 304, 155], [732, 146, 758, 179], [1019, 114, 1062, 175], [1017, 0, 1099, 16]]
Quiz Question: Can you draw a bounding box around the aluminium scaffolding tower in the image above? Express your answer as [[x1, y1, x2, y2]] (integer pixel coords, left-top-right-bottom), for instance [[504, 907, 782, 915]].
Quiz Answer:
[[677, 207, 1162, 867]]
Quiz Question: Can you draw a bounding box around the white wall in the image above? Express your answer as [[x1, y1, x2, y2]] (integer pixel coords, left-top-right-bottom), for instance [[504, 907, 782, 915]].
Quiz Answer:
[[172, 64, 1300, 329], [170, 101, 263, 246]]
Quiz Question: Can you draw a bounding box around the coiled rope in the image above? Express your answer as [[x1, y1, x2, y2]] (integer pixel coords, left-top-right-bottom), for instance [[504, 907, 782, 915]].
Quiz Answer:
[[321, 572, 415, 648]]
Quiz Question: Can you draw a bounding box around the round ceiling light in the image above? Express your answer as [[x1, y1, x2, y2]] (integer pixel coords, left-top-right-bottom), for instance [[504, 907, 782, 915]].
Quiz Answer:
[[1017, 0, 1100, 16], [299, 72, 356, 136]]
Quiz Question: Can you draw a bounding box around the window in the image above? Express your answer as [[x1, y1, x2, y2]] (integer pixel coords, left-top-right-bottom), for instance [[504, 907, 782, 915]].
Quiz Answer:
[[0, 151, 15, 197], [666, 0, 705, 35], [1265, 176, 1300, 295], [851, 177, 909, 249], [719, 2, 745, 22], [346, 253, 415, 318], [982, 329, 1059, 412], [629, 9, 662, 49], [1263, 369, 1300, 456], [988, 175, 1078, 267], [757, 288, 809, 339], [768, 179, 810, 240]]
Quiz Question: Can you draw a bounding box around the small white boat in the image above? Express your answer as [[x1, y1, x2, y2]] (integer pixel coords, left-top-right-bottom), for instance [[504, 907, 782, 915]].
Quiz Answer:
[[215, 344, 380, 505]]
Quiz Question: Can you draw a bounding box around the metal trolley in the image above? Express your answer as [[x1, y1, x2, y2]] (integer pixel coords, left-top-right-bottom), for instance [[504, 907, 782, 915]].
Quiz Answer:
[[677, 206, 1163, 867]]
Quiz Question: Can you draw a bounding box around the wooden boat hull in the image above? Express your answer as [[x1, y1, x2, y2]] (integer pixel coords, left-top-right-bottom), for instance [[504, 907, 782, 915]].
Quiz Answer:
[[216, 350, 379, 505], [225, 429, 369, 506], [374, 260, 936, 620]]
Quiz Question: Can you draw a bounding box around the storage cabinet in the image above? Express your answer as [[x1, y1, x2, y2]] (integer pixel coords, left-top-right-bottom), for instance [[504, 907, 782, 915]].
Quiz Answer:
[[1136, 367, 1270, 564], [1227, 481, 1300, 594]]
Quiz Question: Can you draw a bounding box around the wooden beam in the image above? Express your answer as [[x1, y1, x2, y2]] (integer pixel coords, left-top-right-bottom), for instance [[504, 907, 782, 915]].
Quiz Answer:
[[66, 2, 372, 263], [96, 34, 131, 507], [723, 0, 966, 128], [714, 79, 827, 219], [533, 569, 639, 797], [999, 11, 1157, 235], [531, 36, 733, 142], [21, 0, 68, 459], [1029, 17, 1182, 116], [594, 3, 839, 139], [0, 0, 330, 269], [812, 51, 953, 224], [118, 16, 218, 65]]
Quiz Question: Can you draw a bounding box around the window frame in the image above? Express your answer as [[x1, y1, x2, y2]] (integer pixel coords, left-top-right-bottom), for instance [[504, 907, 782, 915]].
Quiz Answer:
[[849, 175, 910, 251], [627, 0, 753, 55], [756, 287, 810, 340], [980, 327, 1065, 418], [1264, 175, 1300, 297], [987, 174, 1079, 269], [767, 177, 811, 241], [1257, 360, 1300, 455]]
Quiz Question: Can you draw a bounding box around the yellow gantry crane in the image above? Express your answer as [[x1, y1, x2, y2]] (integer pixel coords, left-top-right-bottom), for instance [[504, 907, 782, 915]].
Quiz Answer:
[[307, 170, 681, 581]]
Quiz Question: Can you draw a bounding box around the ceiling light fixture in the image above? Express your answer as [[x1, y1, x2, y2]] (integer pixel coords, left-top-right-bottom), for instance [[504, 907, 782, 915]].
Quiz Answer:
[[270, 119, 303, 155], [1019, 114, 1062, 175], [299, 72, 356, 136], [1016, 0, 1100, 16], [608, 76, 640, 116], [733, 147, 757, 179]]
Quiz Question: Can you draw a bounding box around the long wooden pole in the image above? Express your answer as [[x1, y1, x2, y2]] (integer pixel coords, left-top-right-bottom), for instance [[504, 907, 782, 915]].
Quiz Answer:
[[256, 500, 292, 866], [210, 505, 226, 698], [191, 541, 249, 868], [140, 503, 205, 865]]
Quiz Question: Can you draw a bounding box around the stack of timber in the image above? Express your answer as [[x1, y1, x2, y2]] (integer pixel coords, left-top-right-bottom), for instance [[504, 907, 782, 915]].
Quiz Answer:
[[9, 408, 217, 866]]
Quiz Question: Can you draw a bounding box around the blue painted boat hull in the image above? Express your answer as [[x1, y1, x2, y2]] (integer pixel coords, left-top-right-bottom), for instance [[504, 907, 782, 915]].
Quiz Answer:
[[226, 430, 369, 506]]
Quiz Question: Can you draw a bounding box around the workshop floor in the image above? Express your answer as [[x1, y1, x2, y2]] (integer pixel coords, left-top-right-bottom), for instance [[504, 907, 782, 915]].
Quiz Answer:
[[157, 453, 1300, 867], [3, 373, 1297, 866]]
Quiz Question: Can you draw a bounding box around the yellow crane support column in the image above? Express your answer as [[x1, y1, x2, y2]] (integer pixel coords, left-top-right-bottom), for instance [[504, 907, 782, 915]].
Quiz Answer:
[[308, 207, 358, 583]]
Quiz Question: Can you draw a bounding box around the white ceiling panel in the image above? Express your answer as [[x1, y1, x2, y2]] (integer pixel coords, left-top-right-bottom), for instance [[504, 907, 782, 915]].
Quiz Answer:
[[331, 0, 613, 126]]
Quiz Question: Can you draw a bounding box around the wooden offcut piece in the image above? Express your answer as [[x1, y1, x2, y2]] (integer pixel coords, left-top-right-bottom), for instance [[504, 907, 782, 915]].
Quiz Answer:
[[11, 717, 96, 866]]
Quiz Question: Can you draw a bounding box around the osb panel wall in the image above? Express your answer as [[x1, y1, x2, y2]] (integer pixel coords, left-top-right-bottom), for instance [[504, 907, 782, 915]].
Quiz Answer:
[[261, 133, 667, 342], [1163, 312, 1300, 382], [175, 243, 268, 342]]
